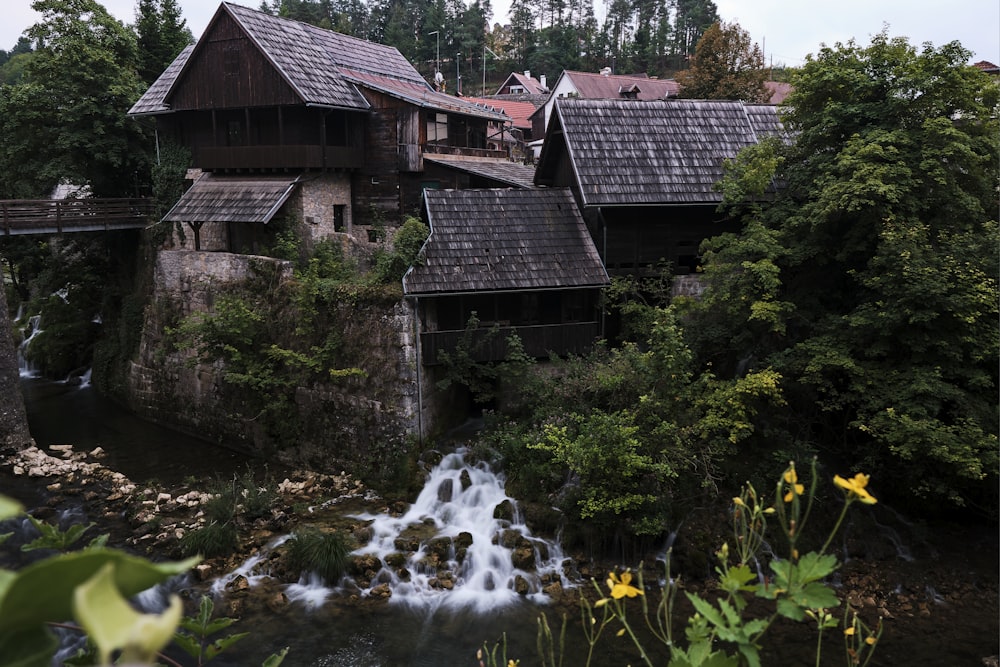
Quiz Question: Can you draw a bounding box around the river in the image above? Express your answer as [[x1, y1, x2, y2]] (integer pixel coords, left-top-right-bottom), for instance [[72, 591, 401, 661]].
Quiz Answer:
[[4, 377, 999, 666]]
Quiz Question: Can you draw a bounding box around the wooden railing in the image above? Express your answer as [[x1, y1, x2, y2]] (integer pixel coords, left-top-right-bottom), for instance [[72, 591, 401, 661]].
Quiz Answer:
[[0, 198, 154, 236], [420, 321, 601, 365]]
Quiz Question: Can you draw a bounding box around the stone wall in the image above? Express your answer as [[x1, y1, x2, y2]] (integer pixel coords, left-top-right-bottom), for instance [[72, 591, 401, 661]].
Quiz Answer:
[[0, 283, 32, 449], [127, 250, 421, 473]]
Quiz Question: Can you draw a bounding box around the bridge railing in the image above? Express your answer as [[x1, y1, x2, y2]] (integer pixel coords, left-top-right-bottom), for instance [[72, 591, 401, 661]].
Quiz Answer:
[[0, 198, 154, 236]]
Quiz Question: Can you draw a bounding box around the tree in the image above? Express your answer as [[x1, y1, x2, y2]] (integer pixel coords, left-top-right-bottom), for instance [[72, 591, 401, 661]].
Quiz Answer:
[[134, 0, 194, 85], [0, 0, 151, 198], [687, 32, 1000, 511], [675, 21, 769, 101]]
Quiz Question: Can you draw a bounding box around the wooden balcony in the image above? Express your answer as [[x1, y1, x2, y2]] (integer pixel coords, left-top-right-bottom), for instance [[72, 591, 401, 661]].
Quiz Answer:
[[423, 144, 508, 160], [420, 321, 600, 365], [194, 144, 364, 170]]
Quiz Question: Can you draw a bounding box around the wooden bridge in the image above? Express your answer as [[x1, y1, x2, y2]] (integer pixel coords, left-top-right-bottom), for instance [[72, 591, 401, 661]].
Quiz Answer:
[[0, 198, 154, 236]]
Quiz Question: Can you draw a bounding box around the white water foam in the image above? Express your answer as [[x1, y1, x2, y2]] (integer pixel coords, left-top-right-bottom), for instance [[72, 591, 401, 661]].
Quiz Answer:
[[349, 449, 570, 612]]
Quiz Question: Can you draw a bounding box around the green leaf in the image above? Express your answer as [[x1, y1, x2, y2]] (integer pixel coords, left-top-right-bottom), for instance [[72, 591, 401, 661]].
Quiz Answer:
[[204, 633, 250, 661], [22, 516, 95, 552], [73, 562, 183, 665], [793, 552, 839, 584], [0, 548, 198, 631], [0, 495, 23, 521], [0, 625, 59, 667], [172, 631, 203, 659], [263, 646, 290, 667], [718, 564, 758, 597]]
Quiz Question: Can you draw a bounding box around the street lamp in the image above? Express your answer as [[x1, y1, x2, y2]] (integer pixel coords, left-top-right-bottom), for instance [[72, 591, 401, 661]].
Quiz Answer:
[[428, 30, 440, 88]]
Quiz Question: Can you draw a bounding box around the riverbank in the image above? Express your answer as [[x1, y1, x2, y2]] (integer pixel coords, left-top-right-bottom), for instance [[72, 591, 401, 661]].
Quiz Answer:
[[1, 442, 997, 666]]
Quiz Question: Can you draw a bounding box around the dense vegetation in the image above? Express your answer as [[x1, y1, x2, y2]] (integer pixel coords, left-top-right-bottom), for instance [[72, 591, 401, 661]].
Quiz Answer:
[[469, 33, 999, 552], [258, 0, 722, 86]]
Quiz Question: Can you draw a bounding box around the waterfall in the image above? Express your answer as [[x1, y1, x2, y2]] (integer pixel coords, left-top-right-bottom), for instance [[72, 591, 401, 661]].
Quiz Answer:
[[349, 449, 570, 612], [17, 313, 42, 378]]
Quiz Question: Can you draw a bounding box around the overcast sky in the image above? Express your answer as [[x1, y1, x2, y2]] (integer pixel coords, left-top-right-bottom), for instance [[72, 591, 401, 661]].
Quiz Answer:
[[3, 0, 998, 69]]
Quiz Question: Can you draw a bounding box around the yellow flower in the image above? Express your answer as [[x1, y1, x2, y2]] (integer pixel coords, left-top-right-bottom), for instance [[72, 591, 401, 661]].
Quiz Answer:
[[843, 626, 856, 636], [733, 497, 745, 507], [783, 468, 804, 502], [606, 570, 644, 599], [833, 473, 878, 504], [865, 636, 877, 645]]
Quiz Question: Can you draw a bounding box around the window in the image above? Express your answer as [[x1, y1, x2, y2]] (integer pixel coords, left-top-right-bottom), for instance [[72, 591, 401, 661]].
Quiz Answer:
[[333, 205, 345, 232], [427, 113, 449, 145]]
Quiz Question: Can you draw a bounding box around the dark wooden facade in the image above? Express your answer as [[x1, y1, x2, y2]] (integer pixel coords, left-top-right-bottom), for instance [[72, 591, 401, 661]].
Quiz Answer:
[[130, 3, 512, 229], [405, 188, 609, 364], [535, 98, 782, 277]]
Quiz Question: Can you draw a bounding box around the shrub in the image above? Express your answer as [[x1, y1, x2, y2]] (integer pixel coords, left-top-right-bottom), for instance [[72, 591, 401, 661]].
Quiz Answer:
[[285, 528, 350, 585], [180, 521, 239, 559]]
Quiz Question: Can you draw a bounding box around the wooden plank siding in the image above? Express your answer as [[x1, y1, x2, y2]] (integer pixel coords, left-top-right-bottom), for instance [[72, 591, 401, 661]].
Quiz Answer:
[[168, 13, 301, 110]]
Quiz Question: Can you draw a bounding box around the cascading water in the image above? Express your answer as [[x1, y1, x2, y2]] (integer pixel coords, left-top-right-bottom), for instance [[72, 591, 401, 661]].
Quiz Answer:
[[348, 449, 570, 612], [17, 313, 43, 378]]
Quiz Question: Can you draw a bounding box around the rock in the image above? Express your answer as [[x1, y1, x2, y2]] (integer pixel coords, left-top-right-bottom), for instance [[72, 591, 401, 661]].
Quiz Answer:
[[512, 546, 535, 570], [89, 447, 106, 458], [494, 499, 515, 522], [228, 575, 251, 593], [436, 478, 454, 502], [542, 581, 563, 597], [459, 469, 472, 491], [370, 583, 392, 599], [514, 575, 530, 595], [266, 591, 289, 613], [194, 563, 215, 581]]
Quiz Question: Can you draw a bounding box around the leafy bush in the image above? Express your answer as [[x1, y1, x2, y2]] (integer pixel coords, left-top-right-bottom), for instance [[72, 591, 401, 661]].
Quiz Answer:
[[369, 215, 429, 284]]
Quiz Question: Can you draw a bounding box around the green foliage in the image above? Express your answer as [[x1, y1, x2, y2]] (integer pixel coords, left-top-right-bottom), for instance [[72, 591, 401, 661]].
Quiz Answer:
[[21, 516, 97, 552], [675, 21, 770, 102], [436, 313, 536, 405], [183, 467, 277, 558], [532, 410, 675, 536], [285, 528, 350, 585], [480, 305, 784, 549], [0, 492, 197, 667], [691, 31, 1000, 512], [1, 0, 151, 197], [180, 521, 240, 559], [555, 462, 883, 667], [369, 215, 429, 284], [174, 594, 288, 666], [135, 0, 194, 85]]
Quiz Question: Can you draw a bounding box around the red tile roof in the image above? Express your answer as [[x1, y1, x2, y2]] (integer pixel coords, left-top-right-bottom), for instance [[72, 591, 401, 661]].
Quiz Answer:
[[460, 96, 537, 130]]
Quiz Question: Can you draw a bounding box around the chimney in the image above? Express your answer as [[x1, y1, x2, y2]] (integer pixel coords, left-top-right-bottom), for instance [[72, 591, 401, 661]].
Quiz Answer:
[[524, 70, 531, 78], [539, 74, 547, 90], [600, 66, 612, 76]]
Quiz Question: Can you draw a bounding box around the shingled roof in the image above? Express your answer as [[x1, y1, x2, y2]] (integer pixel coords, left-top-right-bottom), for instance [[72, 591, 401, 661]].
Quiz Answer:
[[423, 156, 538, 188], [404, 189, 609, 295], [129, 2, 506, 121], [535, 98, 783, 206], [162, 173, 300, 224]]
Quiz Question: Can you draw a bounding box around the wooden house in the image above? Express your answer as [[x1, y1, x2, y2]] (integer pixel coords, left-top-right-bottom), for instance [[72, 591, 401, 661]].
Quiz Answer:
[[404, 188, 609, 367], [128, 1, 510, 251], [494, 71, 548, 95], [534, 98, 783, 278], [528, 70, 680, 149]]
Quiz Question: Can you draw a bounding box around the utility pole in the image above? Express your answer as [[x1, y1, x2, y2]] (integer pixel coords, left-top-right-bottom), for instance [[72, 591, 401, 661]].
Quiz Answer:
[[429, 30, 440, 90], [457, 52, 461, 95], [483, 44, 499, 96]]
